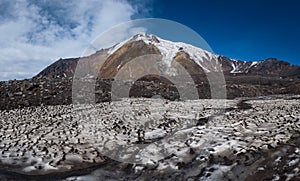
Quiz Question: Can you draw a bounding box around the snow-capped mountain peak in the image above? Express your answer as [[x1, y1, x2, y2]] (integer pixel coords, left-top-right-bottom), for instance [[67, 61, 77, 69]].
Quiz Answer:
[[108, 33, 222, 74], [37, 34, 300, 80]]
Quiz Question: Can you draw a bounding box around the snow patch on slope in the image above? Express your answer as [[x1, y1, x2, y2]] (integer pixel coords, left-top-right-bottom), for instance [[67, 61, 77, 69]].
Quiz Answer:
[[135, 34, 221, 73], [107, 37, 132, 55], [250, 61, 258, 67], [230, 60, 246, 73], [230, 60, 261, 74], [230, 61, 238, 73]]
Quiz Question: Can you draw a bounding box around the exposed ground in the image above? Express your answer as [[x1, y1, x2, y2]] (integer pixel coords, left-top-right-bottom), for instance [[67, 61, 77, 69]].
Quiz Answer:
[[1, 75, 300, 110], [0, 97, 299, 180]]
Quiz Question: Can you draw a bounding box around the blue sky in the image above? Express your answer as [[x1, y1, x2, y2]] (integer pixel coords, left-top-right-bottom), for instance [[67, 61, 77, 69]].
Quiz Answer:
[[150, 0, 300, 65], [0, 0, 299, 80]]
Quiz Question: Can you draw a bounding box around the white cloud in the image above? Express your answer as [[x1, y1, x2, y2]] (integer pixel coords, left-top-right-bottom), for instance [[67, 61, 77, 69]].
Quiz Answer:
[[0, 0, 149, 80]]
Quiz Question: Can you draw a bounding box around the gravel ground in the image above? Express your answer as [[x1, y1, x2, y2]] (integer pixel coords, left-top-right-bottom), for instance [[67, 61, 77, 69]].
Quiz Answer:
[[0, 97, 299, 180]]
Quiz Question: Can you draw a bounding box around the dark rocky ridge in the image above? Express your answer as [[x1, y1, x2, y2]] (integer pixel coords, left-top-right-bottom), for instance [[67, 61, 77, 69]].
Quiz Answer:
[[37, 58, 79, 78], [1, 70, 299, 111]]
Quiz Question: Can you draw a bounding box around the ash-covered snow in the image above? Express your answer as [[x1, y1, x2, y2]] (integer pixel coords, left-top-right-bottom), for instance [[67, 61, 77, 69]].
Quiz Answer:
[[144, 128, 167, 140], [0, 98, 299, 180]]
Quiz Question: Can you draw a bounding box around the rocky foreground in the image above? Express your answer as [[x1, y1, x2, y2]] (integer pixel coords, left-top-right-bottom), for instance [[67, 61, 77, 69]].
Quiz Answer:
[[1, 75, 300, 110], [0, 96, 299, 180]]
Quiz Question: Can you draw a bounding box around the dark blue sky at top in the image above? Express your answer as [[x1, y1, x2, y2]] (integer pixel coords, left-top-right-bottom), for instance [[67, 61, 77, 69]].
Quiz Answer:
[[147, 0, 300, 65]]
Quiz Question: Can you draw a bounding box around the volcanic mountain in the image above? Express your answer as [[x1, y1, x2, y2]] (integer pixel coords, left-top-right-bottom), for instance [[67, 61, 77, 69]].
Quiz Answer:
[[38, 34, 300, 79], [1, 34, 300, 109]]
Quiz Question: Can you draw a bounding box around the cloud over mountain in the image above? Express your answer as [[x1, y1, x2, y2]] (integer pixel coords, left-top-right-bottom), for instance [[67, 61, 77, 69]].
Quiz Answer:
[[0, 0, 149, 80]]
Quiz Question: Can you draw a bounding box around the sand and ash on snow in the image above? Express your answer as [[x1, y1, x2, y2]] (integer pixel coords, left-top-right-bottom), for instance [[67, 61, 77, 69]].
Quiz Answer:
[[0, 98, 299, 180]]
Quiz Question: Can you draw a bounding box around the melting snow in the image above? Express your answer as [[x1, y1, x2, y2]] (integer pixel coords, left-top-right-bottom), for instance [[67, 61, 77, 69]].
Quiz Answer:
[[0, 98, 299, 180], [145, 129, 167, 140]]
